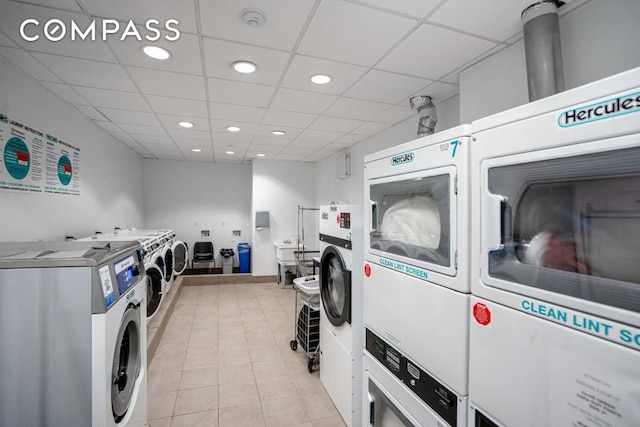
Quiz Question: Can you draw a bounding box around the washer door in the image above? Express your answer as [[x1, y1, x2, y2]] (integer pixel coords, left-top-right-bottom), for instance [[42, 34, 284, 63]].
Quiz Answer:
[[163, 246, 173, 284], [111, 305, 141, 422], [172, 241, 188, 276], [145, 263, 164, 319], [154, 254, 166, 280], [320, 246, 351, 326]]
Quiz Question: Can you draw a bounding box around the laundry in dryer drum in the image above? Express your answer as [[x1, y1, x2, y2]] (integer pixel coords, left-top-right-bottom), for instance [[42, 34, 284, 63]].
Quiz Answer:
[[379, 196, 441, 248]]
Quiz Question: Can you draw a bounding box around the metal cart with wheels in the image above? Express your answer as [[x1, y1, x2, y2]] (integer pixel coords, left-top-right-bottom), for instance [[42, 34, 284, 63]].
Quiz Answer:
[[289, 275, 320, 373]]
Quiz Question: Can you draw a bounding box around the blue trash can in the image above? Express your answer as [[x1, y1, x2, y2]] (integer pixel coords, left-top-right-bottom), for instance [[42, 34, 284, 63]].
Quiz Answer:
[[238, 243, 251, 273]]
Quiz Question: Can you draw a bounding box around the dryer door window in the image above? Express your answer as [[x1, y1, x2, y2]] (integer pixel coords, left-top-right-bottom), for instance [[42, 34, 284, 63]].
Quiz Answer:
[[368, 166, 456, 276], [164, 248, 173, 283], [320, 246, 351, 326], [172, 241, 188, 276], [112, 305, 141, 422], [367, 377, 415, 426], [145, 264, 163, 318], [483, 144, 640, 313]]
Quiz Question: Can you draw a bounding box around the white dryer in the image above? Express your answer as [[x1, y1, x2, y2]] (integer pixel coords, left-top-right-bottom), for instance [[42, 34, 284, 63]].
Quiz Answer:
[[469, 67, 640, 426], [0, 241, 147, 427], [363, 125, 473, 426], [318, 204, 363, 427]]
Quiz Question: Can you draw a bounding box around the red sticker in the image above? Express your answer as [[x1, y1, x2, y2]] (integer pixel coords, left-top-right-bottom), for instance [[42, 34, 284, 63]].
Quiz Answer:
[[336, 215, 340, 224], [364, 264, 371, 277], [473, 302, 491, 326]]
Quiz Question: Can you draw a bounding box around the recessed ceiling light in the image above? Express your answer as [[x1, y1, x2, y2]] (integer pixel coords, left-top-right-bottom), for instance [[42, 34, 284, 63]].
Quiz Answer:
[[225, 151, 235, 155], [191, 148, 202, 152], [232, 61, 257, 74], [178, 121, 194, 128], [226, 126, 240, 132], [257, 153, 266, 157], [142, 45, 171, 60], [310, 74, 331, 85], [271, 130, 286, 136]]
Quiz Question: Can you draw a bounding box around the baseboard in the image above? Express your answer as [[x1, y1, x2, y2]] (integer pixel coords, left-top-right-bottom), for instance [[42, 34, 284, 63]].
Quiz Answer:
[[181, 274, 277, 285]]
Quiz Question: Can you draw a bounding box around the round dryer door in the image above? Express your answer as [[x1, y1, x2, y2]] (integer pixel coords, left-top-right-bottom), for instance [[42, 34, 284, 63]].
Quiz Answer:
[[163, 247, 173, 284], [154, 254, 166, 281], [112, 306, 141, 422], [145, 263, 164, 319], [320, 246, 352, 326], [172, 241, 188, 276]]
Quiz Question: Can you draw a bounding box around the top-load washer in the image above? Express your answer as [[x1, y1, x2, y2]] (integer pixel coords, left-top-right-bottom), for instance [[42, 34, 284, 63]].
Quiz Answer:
[[318, 204, 363, 427], [363, 125, 473, 426], [0, 240, 147, 427], [468, 67, 640, 426]]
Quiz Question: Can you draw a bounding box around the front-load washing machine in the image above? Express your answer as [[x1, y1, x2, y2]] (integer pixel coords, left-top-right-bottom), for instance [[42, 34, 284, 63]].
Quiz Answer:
[[123, 229, 187, 282], [469, 67, 640, 426], [0, 240, 147, 427], [363, 125, 473, 426], [319, 204, 363, 427]]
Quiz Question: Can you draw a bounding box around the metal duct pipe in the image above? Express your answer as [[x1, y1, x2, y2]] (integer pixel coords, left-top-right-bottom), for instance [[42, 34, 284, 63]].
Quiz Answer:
[[410, 96, 437, 138], [522, 1, 565, 101]]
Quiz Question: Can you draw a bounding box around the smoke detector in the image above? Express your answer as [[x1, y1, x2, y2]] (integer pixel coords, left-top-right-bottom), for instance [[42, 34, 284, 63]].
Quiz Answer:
[[241, 9, 267, 27]]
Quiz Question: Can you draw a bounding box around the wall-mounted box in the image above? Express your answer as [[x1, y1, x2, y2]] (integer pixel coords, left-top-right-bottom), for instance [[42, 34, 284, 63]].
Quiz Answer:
[[256, 211, 270, 229]]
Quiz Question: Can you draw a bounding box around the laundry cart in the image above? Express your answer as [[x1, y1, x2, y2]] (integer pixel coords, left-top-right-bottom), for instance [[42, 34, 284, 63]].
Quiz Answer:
[[289, 275, 320, 373]]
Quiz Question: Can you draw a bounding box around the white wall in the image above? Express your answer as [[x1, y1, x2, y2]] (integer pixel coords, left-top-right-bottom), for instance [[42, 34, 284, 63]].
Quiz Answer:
[[460, 0, 640, 123], [315, 95, 460, 206], [0, 56, 144, 242], [252, 159, 317, 276], [143, 160, 251, 267]]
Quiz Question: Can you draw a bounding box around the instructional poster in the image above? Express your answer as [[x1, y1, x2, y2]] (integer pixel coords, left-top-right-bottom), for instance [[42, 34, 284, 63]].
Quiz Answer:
[[0, 113, 44, 193], [44, 134, 80, 196]]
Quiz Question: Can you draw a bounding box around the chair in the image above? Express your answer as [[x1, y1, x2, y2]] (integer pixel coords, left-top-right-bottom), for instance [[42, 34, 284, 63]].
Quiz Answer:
[[191, 241, 215, 271]]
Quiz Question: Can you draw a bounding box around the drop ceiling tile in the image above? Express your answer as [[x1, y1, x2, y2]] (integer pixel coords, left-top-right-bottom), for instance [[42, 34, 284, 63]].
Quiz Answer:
[[287, 139, 330, 149], [108, 31, 202, 75], [132, 135, 174, 144], [377, 24, 497, 80], [173, 138, 212, 148], [41, 82, 89, 104], [213, 140, 250, 150], [117, 124, 168, 136], [81, 0, 198, 33], [346, 69, 431, 104], [298, 0, 417, 66], [298, 129, 343, 142], [210, 119, 258, 134], [199, 0, 315, 51], [246, 144, 285, 154], [93, 121, 122, 133], [215, 149, 243, 159], [128, 67, 206, 100], [168, 128, 211, 141], [73, 104, 107, 120], [203, 38, 289, 85], [0, 31, 18, 47], [282, 146, 318, 155], [178, 145, 212, 154], [97, 108, 160, 127], [406, 81, 460, 105], [357, 0, 442, 18], [352, 121, 389, 136], [109, 132, 136, 143], [373, 105, 415, 124], [72, 86, 150, 111], [142, 143, 183, 154], [207, 78, 274, 107], [275, 154, 308, 161], [250, 136, 291, 147], [156, 114, 209, 130], [33, 53, 137, 91], [209, 103, 265, 123], [324, 97, 391, 121], [0, 47, 62, 82], [442, 73, 460, 85], [146, 95, 208, 118], [281, 55, 368, 95], [183, 152, 214, 162], [335, 133, 367, 144], [0, 3, 117, 62], [305, 154, 326, 162], [320, 143, 348, 153], [429, 0, 537, 42], [309, 116, 363, 133], [262, 109, 317, 128], [211, 132, 254, 144], [255, 125, 303, 139], [270, 88, 338, 115]]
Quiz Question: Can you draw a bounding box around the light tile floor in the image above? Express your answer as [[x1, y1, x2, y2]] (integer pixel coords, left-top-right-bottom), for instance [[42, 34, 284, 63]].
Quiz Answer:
[[147, 283, 346, 427]]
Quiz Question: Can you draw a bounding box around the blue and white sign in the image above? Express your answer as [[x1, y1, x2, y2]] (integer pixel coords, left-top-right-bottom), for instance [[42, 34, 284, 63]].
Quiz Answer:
[[378, 256, 429, 281], [99, 265, 116, 308], [0, 114, 44, 193], [558, 91, 640, 127], [390, 151, 414, 166]]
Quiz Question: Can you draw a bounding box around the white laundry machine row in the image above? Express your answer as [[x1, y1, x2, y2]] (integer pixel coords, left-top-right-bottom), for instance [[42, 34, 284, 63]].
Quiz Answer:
[[362, 125, 473, 426], [468, 67, 640, 426], [0, 240, 147, 427], [318, 204, 363, 427]]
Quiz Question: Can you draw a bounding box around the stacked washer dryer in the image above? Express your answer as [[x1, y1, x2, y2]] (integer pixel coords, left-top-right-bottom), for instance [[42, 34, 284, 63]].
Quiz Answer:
[[0, 240, 147, 427], [468, 68, 640, 426], [362, 125, 473, 426], [318, 204, 363, 427]]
